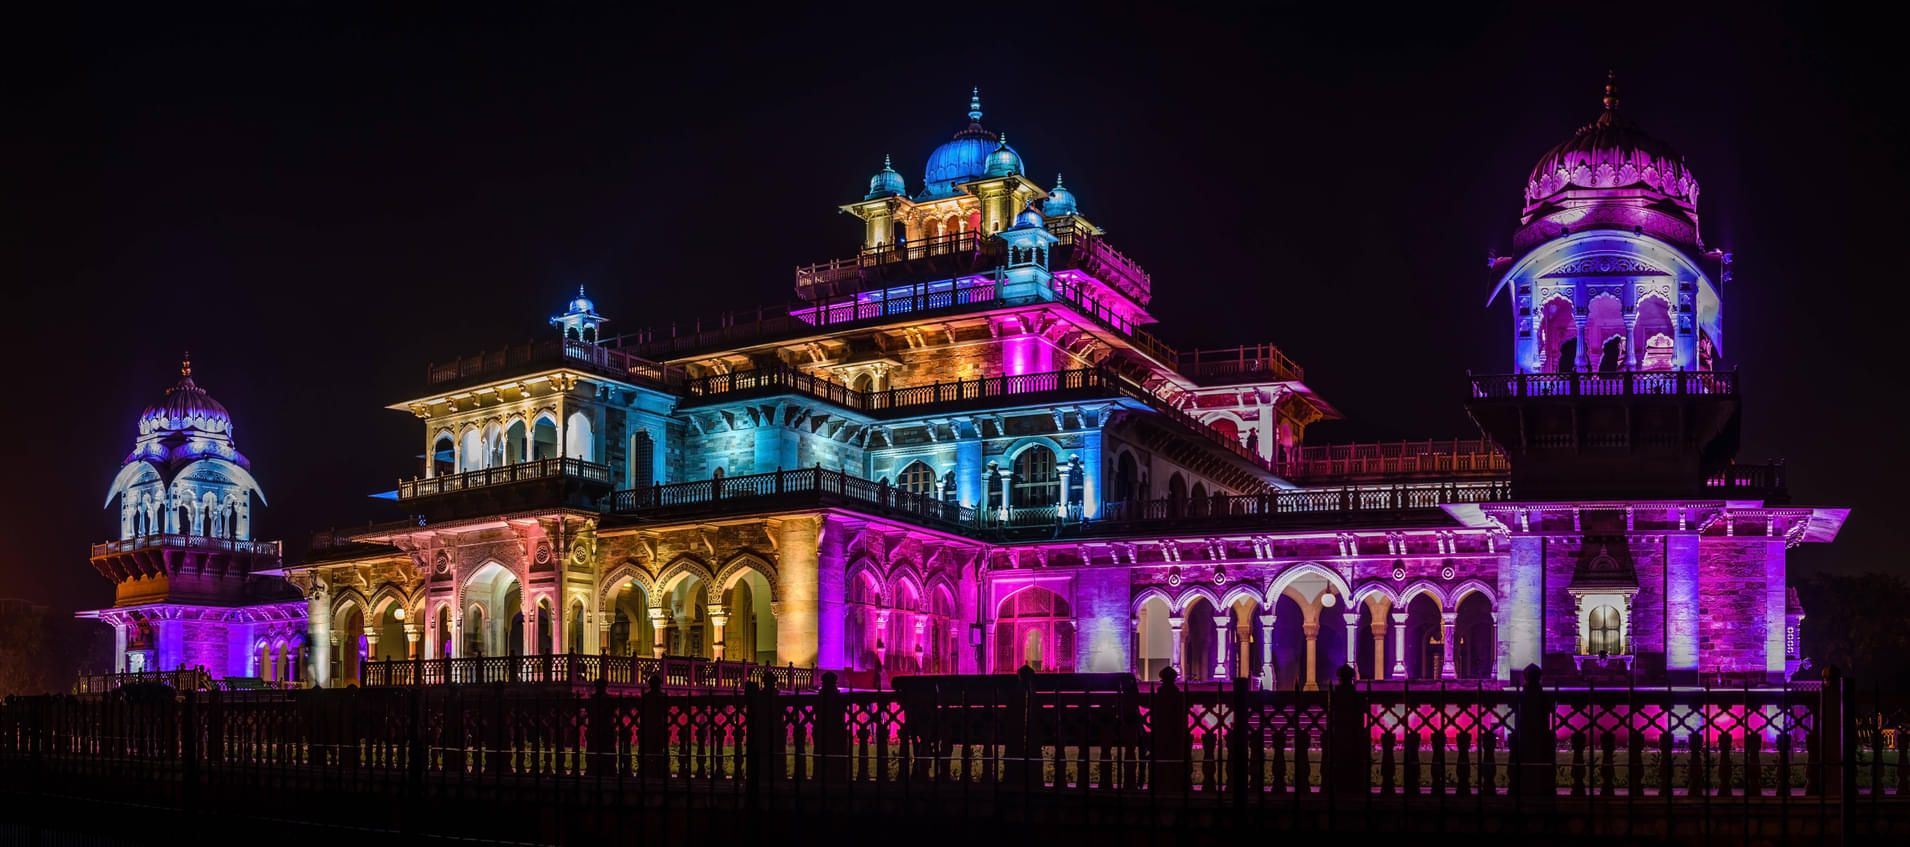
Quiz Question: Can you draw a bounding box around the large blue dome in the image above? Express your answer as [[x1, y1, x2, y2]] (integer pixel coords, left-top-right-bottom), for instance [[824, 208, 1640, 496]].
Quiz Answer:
[[919, 89, 1016, 200]]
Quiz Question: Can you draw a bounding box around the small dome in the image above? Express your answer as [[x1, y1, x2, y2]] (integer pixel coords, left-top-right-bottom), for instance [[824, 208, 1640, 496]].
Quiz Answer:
[[920, 88, 1018, 199], [865, 154, 905, 199], [1012, 202, 1046, 229], [139, 355, 232, 436], [1043, 173, 1077, 217], [983, 132, 1023, 178], [1525, 74, 1699, 211]]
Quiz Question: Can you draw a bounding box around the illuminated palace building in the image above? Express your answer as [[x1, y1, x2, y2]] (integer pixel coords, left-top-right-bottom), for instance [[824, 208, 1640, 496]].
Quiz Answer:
[[86, 82, 1847, 691]]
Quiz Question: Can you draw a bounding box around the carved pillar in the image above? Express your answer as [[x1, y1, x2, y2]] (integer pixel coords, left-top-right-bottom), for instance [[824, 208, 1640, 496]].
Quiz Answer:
[[1573, 313, 1590, 371], [1212, 614, 1229, 678], [1440, 612, 1459, 680], [1258, 614, 1275, 685], [1371, 616, 1389, 681], [1236, 617, 1254, 677], [649, 607, 670, 659], [598, 621, 612, 656], [1391, 612, 1408, 678], [874, 609, 892, 669], [405, 624, 421, 660], [1301, 620, 1321, 692], [1168, 616, 1185, 673], [708, 605, 729, 661], [363, 627, 378, 663], [1343, 611, 1361, 680]]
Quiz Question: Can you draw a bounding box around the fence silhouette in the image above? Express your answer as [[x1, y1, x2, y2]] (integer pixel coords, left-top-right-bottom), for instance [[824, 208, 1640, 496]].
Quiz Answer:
[[2, 665, 1905, 842]]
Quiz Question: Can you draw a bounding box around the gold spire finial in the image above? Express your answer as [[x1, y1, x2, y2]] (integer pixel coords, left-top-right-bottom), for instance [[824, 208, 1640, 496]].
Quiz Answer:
[[181, 351, 192, 377], [1603, 70, 1620, 110]]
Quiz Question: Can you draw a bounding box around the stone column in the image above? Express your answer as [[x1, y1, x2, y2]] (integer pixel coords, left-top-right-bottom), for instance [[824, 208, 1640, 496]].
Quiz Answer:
[[1440, 612, 1458, 679], [1212, 615, 1230, 678], [307, 588, 331, 687], [448, 613, 462, 661], [1572, 313, 1590, 370], [405, 624, 421, 660], [1168, 616, 1185, 673], [708, 605, 730, 660], [1301, 620, 1321, 692], [1258, 614, 1275, 683], [113, 623, 128, 674], [649, 608, 670, 659], [363, 627, 379, 664], [1236, 618, 1254, 677], [773, 517, 824, 669], [1391, 612, 1408, 678], [1343, 612, 1361, 680], [1371, 616, 1389, 681], [874, 609, 892, 670], [1666, 530, 1702, 684], [598, 621, 611, 656]]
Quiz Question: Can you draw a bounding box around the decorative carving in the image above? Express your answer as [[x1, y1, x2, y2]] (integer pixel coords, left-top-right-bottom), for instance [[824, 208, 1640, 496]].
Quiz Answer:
[[1541, 256, 1669, 278]]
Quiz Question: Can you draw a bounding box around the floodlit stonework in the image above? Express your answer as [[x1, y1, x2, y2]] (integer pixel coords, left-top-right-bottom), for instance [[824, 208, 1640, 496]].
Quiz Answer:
[[82, 81, 1845, 693]]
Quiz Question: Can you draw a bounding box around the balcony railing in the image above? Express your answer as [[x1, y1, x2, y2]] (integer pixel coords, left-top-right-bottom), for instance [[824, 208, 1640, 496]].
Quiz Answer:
[[682, 365, 1118, 414], [425, 337, 682, 389], [1273, 439, 1509, 482], [398, 457, 612, 500], [1707, 461, 1788, 494], [611, 467, 974, 528], [1470, 370, 1737, 399], [362, 653, 816, 692], [1049, 221, 1153, 306], [1093, 481, 1513, 526], [90, 534, 281, 559], [1181, 344, 1305, 384], [73, 668, 216, 694], [626, 277, 1002, 359], [1049, 273, 1178, 368]]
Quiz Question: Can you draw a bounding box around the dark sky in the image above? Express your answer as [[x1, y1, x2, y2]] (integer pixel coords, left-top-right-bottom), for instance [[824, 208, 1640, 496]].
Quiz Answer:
[[4, 4, 1903, 615]]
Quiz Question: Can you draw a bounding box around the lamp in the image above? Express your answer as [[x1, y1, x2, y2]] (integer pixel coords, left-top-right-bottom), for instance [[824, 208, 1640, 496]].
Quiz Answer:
[[1320, 592, 1337, 608], [393, 607, 405, 620]]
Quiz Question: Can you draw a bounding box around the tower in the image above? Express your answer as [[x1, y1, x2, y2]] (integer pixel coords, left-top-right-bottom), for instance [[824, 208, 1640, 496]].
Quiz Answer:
[[82, 355, 304, 681], [1470, 75, 1739, 500], [552, 286, 607, 343]]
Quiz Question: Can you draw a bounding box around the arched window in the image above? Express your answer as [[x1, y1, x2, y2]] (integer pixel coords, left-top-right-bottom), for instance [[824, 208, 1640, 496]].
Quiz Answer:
[[898, 461, 936, 497], [1166, 472, 1187, 517], [1587, 606, 1624, 655], [630, 430, 655, 487], [993, 587, 1073, 673], [1538, 297, 1579, 373], [1114, 451, 1137, 504], [851, 372, 874, 393], [1011, 446, 1060, 508]]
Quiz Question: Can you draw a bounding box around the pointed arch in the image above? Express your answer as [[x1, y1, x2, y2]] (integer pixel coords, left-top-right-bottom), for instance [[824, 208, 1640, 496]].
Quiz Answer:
[[656, 556, 715, 595], [1267, 562, 1352, 606], [330, 588, 371, 628], [368, 584, 412, 618], [1352, 582, 1401, 612], [1398, 579, 1448, 611], [889, 570, 925, 612], [1171, 584, 1222, 616], [1131, 585, 1174, 616], [1450, 579, 1496, 608], [599, 560, 657, 607], [886, 561, 927, 602], [1218, 583, 1265, 612], [845, 557, 888, 606], [714, 552, 779, 600], [458, 560, 522, 609], [923, 571, 960, 604]]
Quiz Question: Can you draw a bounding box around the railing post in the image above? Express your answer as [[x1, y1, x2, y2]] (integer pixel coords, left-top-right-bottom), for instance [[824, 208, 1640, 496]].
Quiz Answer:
[[1152, 667, 1188, 795], [1820, 665, 1846, 800], [816, 671, 848, 782], [587, 677, 612, 777], [745, 674, 774, 807], [1329, 665, 1367, 794], [639, 671, 668, 778], [1230, 676, 1250, 808], [1514, 664, 1555, 797]]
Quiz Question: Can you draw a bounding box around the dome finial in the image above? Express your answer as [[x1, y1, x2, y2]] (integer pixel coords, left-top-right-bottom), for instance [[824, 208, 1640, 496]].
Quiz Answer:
[[578, 284, 586, 297], [883, 153, 893, 170], [181, 351, 192, 378], [968, 87, 982, 122], [1603, 69, 1620, 111], [997, 130, 1007, 147], [1054, 172, 1064, 187]]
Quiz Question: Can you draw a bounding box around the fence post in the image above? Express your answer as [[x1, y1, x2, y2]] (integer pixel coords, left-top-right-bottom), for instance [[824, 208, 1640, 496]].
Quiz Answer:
[[640, 671, 668, 778], [409, 686, 427, 793], [816, 671, 848, 782], [1152, 668, 1188, 795], [746, 675, 773, 807], [587, 677, 611, 777], [1820, 666, 1844, 800], [1514, 664, 1555, 797], [1329, 666, 1367, 794], [180, 689, 199, 806]]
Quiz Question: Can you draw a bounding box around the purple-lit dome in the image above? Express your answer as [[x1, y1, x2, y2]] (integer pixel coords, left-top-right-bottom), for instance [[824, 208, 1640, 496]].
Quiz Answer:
[[1524, 75, 1699, 211], [139, 356, 232, 436]]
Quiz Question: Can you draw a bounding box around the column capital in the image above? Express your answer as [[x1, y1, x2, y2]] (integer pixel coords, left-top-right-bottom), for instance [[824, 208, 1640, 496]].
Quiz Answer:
[[1211, 614, 1230, 629], [1342, 612, 1361, 626], [1258, 614, 1275, 628], [648, 607, 670, 623], [1441, 611, 1458, 625], [1167, 616, 1184, 631], [1390, 612, 1408, 625]]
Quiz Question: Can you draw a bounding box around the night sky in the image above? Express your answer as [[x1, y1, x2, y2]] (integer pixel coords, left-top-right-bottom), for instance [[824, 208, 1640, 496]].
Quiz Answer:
[[4, 4, 1902, 617]]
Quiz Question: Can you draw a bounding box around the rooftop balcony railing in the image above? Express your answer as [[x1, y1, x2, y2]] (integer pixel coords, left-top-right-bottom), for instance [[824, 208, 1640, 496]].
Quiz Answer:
[[425, 337, 682, 389], [611, 467, 974, 530], [398, 457, 612, 501], [1273, 439, 1508, 482], [1181, 344, 1305, 384], [90, 534, 282, 559], [1090, 481, 1513, 527], [1469, 370, 1736, 399], [1047, 273, 1178, 368], [682, 364, 1118, 414], [1706, 461, 1788, 495]]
